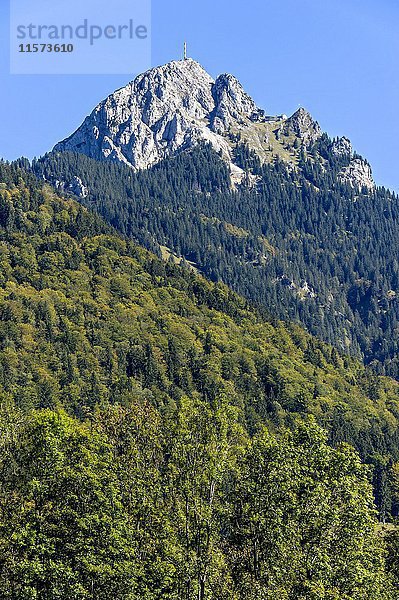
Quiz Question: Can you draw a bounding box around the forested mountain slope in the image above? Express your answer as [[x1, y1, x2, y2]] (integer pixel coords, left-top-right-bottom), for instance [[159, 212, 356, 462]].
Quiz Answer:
[[32, 140, 399, 379], [1, 161, 399, 597]]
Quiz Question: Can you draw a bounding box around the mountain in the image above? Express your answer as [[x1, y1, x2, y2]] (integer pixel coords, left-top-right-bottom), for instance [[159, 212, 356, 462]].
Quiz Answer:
[[33, 140, 398, 376], [28, 59, 399, 379], [0, 160, 398, 598], [54, 59, 255, 177], [54, 58, 373, 189]]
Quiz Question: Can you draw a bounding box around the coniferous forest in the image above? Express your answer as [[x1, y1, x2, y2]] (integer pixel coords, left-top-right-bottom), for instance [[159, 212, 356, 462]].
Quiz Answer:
[[2, 160, 399, 597], [31, 140, 399, 379]]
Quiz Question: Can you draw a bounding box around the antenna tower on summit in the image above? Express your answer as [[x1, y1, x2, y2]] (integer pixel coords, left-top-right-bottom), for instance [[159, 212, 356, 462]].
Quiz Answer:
[[183, 41, 187, 60]]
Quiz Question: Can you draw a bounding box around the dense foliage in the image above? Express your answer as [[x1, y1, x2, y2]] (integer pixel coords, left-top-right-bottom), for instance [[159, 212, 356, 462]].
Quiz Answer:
[[31, 141, 399, 378], [1, 161, 399, 597], [0, 405, 392, 599]]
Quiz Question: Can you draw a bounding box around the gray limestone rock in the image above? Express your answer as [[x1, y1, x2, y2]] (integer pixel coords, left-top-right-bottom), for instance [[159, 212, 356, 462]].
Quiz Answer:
[[331, 136, 353, 156], [339, 159, 374, 190], [284, 107, 322, 146], [55, 59, 234, 169]]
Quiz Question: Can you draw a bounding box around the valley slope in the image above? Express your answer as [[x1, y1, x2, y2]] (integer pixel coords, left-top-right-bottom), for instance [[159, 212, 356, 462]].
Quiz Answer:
[[31, 59, 399, 377], [0, 160, 398, 598]]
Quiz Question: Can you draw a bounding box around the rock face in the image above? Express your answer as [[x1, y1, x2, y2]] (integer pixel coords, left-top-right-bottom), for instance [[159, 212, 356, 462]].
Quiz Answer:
[[54, 59, 263, 170], [339, 159, 374, 190], [210, 73, 263, 134], [331, 136, 352, 156], [54, 176, 88, 198], [69, 176, 89, 198], [284, 108, 321, 146]]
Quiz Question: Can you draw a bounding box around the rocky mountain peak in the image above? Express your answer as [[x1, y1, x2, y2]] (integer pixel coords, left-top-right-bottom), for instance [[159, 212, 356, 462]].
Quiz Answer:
[[53, 59, 373, 191], [210, 73, 263, 134], [54, 58, 224, 170], [52, 59, 265, 175], [133, 59, 215, 118], [284, 107, 322, 146]]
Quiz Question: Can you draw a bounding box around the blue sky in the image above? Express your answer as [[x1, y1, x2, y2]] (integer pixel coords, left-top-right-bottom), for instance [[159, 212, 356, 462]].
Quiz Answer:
[[1, 0, 399, 191]]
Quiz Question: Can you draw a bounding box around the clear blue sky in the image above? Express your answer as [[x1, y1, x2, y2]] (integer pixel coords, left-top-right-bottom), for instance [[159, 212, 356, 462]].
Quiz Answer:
[[1, 0, 399, 191]]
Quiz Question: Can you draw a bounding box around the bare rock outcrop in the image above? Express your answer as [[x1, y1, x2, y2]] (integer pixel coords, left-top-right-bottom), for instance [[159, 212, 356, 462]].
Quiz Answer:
[[339, 159, 374, 190]]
